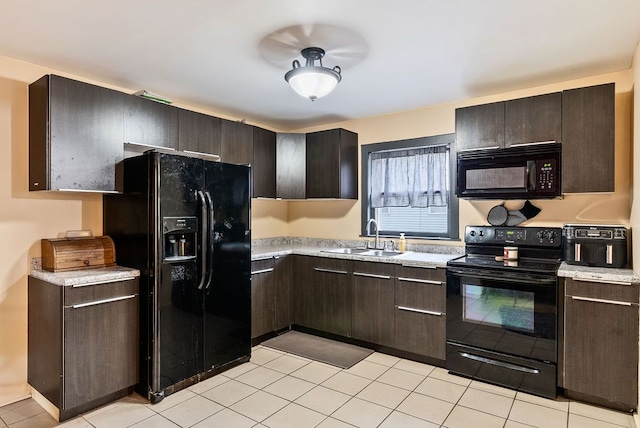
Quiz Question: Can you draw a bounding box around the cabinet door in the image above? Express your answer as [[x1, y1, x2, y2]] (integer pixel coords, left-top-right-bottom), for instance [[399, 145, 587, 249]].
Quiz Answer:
[[178, 108, 222, 156], [251, 258, 276, 339], [351, 261, 395, 346], [293, 256, 351, 336], [455, 102, 505, 151], [563, 279, 638, 410], [306, 129, 358, 199], [562, 83, 615, 193], [276, 133, 306, 199], [221, 119, 253, 165], [505, 92, 561, 147], [124, 95, 178, 149], [63, 280, 139, 410], [253, 126, 276, 198], [274, 255, 292, 330], [394, 266, 446, 359], [30, 75, 125, 191]]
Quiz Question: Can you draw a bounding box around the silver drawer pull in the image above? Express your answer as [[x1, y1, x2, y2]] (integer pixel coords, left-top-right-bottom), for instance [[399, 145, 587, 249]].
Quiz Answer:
[[459, 352, 540, 374], [314, 268, 348, 275], [397, 277, 443, 285], [70, 294, 137, 309], [181, 150, 221, 160], [570, 296, 633, 306], [71, 277, 137, 288], [509, 140, 556, 148], [397, 306, 443, 316], [401, 264, 436, 269], [251, 268, 274, 275], [252, 256, 274, 262], [58, 188, 120, 194], [458, 146, 500, 152], [354, 272, 392, 280], [570, 277, 632, 286]]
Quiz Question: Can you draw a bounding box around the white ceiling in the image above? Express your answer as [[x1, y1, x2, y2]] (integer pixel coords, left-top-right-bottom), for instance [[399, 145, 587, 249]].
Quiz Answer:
[[1, 0, 640, 130]]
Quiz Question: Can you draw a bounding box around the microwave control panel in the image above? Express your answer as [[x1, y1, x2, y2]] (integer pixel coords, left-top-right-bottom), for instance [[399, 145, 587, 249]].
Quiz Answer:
[[535, 159, 557, 192]]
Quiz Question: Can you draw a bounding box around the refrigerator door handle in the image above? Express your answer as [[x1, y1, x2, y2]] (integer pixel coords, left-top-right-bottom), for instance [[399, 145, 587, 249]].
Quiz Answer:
[[204, 191, 215, 289], [196, 190, 208, 290]]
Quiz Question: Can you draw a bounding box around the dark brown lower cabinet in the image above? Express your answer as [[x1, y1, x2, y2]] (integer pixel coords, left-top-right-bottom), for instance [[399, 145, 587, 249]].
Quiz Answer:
[[293, 256, 351, 337], [563, 278, 638, 411], [394, 266, 446, 360], [274, 255, 292, 331], [28, 276, 139, 421], [351, 261, 395, 346], [251, 258, 276, 339]]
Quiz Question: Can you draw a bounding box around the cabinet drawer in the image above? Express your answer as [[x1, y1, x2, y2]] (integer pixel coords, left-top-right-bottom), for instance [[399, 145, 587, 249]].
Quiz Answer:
[[565, 278, 638, 304], [251, 257, 275, 274], [395, 307, 445, 359], [351, 261, 394, 278], [396, 281, 444, 312], [64, 278, 138, 306], [395, 265, 445, 283]]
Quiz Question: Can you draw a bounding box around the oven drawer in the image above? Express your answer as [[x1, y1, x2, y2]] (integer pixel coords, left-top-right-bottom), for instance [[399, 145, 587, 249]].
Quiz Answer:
[[447, 342, 557, 398]]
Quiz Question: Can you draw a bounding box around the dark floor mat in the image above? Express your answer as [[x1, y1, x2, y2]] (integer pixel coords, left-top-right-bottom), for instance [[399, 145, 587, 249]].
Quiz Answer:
[[261, 331, 373, 369]]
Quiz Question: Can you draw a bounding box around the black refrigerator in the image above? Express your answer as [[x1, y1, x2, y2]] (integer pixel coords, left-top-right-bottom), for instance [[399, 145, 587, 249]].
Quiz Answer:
[[103, 151, 251, 403]]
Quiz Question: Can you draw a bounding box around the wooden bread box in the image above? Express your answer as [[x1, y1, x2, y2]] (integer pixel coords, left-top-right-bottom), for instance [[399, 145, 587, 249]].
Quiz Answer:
[[41, 236, 116, 272]]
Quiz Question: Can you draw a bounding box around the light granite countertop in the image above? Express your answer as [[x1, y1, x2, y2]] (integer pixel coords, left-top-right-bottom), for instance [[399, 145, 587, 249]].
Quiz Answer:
[[558, 262, 640, 283], [30, 265, 140, 287], [251, 237, 464, 268]]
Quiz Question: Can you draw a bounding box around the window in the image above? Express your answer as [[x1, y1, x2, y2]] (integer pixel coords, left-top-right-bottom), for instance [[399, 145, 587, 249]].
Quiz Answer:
[[361, 134, 458, 240]]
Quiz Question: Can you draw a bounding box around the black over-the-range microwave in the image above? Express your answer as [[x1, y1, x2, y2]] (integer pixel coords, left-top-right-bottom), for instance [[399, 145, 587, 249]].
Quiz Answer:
[[456, 142, 562, 199]]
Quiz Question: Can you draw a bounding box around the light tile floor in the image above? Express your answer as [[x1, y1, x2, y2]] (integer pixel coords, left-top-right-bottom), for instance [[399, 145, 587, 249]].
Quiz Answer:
[[1, 345, 636, 428]]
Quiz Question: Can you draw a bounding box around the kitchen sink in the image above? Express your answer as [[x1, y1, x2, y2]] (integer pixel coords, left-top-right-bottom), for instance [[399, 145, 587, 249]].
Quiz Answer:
[[322, 248, 371, 254], [362, 250, 402, 257], [322, 248, 402, 257]]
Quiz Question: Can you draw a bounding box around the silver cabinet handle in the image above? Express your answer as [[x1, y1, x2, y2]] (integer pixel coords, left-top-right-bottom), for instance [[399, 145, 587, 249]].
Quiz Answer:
[[459, 352, 540, 374], [574, 243, 581, 262], [400, 264, 436, 269], [606, 244, 613, 264], [353, 272, 392, 280], [570, 277, 632, 286], [510, 140, 557, 148], [458, 146, 500, 152], [314, 268, 348, 275], [70, 294, 137, 309], [181, 150, 221, 160], [569, 296, 633, 306], [71, 277, 137, 288], [252, 256, 274, 262], [397, 277, 443, 285], [251, 268, 274, 275], [58, 188, 120, 194], [397, 305, 443, 316]]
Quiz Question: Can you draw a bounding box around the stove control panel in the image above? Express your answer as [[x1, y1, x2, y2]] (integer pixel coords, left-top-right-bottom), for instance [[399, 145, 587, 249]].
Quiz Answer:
[[466, 226, 562, 247]]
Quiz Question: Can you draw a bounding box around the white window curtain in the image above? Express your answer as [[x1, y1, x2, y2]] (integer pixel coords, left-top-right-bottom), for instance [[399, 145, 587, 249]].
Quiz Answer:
[[370, 145, 449, 208]]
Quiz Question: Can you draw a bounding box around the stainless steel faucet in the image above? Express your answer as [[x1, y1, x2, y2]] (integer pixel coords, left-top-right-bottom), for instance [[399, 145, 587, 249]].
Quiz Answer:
[[366, 218, 380, 249]]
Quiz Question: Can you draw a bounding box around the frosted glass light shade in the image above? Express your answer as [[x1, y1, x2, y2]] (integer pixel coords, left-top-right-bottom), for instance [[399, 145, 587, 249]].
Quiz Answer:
[[286, 67, 341, 100]]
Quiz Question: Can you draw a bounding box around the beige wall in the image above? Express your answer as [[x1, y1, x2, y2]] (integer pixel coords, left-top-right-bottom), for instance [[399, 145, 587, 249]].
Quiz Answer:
[[0, 51, 636, 407]]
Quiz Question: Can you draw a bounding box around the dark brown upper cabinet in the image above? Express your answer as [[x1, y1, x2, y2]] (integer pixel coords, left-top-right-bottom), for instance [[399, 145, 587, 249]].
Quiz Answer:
[[276, 133, 306, 199], [123, 95, 178, 150], [306, 129, 358, 199], [505, 92, 562, 147], [252, 126, 276, 198], [562, 83, 615, 193], [178, 108, 222, 156], [220, 119, 253, 165], [29, 75, 125, 192], [455, 101, 505, 151]]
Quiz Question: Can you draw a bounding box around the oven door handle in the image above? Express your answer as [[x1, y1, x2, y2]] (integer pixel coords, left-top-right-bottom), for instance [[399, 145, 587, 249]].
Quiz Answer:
[[447, 268, 556, 285], [459, 351, 540, 374]]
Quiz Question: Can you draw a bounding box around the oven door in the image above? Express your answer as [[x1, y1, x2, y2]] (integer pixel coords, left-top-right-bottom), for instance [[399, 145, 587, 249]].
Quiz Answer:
[[446, 267, 557, 362], [446, 267, 558, 398]]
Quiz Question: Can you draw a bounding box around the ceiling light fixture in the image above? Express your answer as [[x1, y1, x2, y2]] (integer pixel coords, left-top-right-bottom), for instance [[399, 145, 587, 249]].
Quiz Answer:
[[284, 47, 341, 101]]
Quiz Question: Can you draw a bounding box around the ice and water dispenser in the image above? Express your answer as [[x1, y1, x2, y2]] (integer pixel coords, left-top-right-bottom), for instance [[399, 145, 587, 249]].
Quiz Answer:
[[163, 217, 197, 261]]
